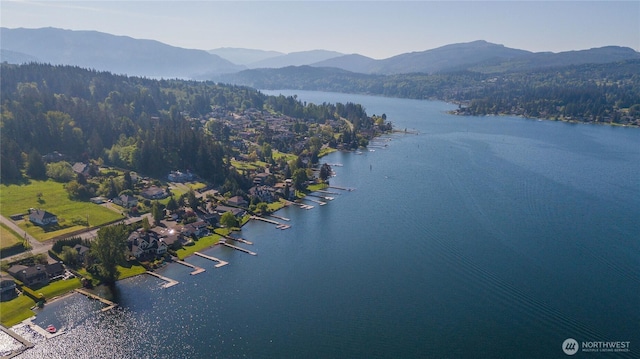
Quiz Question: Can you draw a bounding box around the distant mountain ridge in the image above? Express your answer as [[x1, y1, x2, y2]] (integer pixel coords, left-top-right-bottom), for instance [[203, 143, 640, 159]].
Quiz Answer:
[[246, 50, 345, 69], [1, 27, 244, 78], [208, 48, 284, 66], [2, 27, 638, 80]]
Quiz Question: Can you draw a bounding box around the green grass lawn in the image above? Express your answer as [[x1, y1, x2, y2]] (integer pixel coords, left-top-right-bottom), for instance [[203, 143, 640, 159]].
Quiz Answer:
[[37, 278, 82, 299], [0, 294, 35, 327], [306, 183, 329, 192], [185, 182, 207, 191], [0, 223, 23, 249], [117, 263, 146, 279], [0, 179, 124, 241], [272, 150, 297, 163], [231, 159, 268, 171], [267, 200, 287, 213], [175, 234, 221, 260]]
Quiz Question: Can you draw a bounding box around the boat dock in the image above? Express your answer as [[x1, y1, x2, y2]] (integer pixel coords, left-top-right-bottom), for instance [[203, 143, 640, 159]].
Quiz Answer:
[[250, 215, 291, 229], [146, 271, 179, 288], [223, 235, 253, 245], [316, 190, 340, 195], [295, 203, 314, 210], [303, 197, 326, 206], [308, 193, 334, 201], [1, 324, 33, 358], [194, 252, 229, 268], [329, 185, 355, 191], [222, 242, 257, 256], [269, 214, 290, 221], [75, 288, 117, 312], [251, 215, 280, 225], [174, 259, 206, 275]]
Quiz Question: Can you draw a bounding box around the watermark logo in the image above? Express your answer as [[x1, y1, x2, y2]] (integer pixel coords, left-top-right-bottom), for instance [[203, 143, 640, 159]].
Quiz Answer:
[[563, 338, 631, 355], [563, 338, 579, 355]]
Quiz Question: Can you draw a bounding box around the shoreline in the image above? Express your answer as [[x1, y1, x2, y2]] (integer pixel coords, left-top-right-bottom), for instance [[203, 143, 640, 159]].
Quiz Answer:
[[448, 109, 640, 128]]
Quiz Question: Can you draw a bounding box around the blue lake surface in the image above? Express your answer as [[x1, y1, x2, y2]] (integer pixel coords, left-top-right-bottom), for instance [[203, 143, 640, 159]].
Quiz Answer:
[[20, 91, 640, 358]]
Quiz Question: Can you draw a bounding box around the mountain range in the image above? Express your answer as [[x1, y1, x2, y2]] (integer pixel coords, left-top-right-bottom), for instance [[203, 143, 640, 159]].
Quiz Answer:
[[2, 27, 638, 80]]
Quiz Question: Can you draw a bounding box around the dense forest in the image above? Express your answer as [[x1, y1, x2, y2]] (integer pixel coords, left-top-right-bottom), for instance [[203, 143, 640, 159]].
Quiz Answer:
[[0, 63, 383, 185], [217, 60, 640, 125]]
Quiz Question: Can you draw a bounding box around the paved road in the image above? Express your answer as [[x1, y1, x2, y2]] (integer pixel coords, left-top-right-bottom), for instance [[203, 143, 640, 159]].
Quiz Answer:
[[0, 213, 152, 263]]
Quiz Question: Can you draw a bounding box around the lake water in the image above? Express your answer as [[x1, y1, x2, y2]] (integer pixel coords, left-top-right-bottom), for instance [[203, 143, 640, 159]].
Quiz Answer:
[[15, 91, 640, 358]]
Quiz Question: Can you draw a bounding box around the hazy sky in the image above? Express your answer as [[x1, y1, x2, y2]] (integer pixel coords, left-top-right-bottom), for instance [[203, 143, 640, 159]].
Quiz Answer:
[[2, 1, 639, 59]]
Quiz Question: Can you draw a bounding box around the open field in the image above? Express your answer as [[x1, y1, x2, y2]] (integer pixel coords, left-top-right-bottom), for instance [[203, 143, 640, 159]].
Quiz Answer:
[[0, 180, 124, 241], [0, 223, 23, 249]]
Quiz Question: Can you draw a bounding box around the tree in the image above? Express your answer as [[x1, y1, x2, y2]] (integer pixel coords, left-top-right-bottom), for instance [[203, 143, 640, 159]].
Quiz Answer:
[[292, 168, 308, 190], [141, 217, 151, 232], [46, 161, 75, 182], [186, 190, 199, 211], [60, 245, 79, 267], [91, 224, 128, 284], [220, 211, 239, 228], [319, 163, 332, 182], [26, 149, 47, 180], [151, 201, 165, 224], [166, 196, 178, 213]]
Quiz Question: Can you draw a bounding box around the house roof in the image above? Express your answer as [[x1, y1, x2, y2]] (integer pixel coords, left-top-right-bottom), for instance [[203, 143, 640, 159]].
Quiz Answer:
[[8, 264, 47, 278], [72, 162, 89, 174], [30, 209, 57, 221], [46, 262, 65, 275]]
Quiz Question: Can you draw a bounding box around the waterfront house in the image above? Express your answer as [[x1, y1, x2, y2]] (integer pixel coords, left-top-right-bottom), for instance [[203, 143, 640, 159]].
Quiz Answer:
[[182, 221, 210, 238], [7, 264, 49, 288], [29, 209, 58, 226], [46, 262, 65, 278], [0, 275, 17, 301], [227, 196, 248, 207], [214, 205, 246, 218], [113, 194, 138, 208], [127, 230, 168, 259]]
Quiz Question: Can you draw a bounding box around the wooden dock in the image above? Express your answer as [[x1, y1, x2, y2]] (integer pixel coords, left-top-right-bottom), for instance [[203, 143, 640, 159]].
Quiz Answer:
[[224, 235, 253, 245], [146, 271, 179, 288], [251, 215, 280, 225], [303, 197, 326, 206], [1, 323, 33, 358], [329, 185, 355, 191], [194, 252, 229, 268], [174, 259, 206, 275], [316, 190, 340, 195], [75, 288, 117, 312], [250, 215, 291, 229], [222, 242, 257, 256], [269, 214, 290, 221]]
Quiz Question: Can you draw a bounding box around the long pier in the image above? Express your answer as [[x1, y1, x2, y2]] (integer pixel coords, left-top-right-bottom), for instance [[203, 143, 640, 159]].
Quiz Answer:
[[174, 259, 206, 275], [303, 197, 326, 206], [146, 271, 179, 288], [269, 214, 290, 221], [222, 242, 257, 256], [251, 215, 280, 225], [1, 324, 33, 358], [75, 288, 117, 312], [223, 235, 253, 245], [316, 190, 340, 195], [329, 185, 355, 191], [194, 252, 229, 268], [250, 215, 291, 229]]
